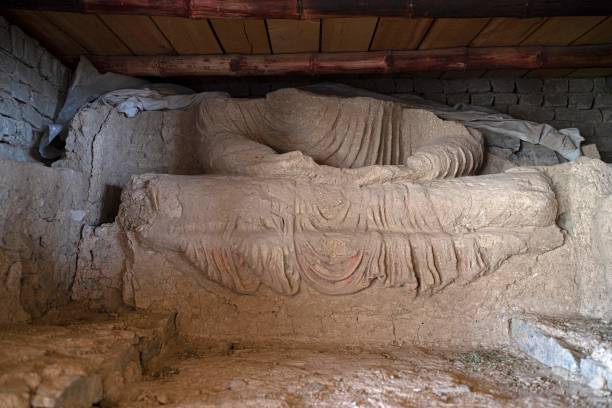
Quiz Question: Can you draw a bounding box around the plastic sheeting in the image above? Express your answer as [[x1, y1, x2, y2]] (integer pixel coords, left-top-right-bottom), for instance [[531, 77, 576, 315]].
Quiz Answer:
[[42, 58, 583, 161]]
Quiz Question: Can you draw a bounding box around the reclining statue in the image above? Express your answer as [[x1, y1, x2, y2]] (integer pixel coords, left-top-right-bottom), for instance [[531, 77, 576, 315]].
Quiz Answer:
[[119, 89, 562, 296]]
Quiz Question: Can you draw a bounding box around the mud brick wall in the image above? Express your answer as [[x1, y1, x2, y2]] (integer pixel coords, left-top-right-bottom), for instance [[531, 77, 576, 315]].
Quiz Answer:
[[0, 16, 70, 162], [401, 77, 612, 162]]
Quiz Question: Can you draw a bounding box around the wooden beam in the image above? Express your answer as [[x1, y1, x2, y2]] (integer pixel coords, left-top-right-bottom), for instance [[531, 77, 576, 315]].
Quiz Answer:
[[79, 44, 612, 77], [3, 1, 612, 19]]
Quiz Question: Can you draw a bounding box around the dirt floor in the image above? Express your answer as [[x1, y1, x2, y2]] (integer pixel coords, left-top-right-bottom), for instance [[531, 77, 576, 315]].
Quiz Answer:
[[118, 341, 609, 407], [1, 310, 609, 407]]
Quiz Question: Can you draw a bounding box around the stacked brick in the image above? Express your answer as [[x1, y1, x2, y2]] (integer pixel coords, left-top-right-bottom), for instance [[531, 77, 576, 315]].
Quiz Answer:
[[394, 77, 612, 162], [0, 16, 70, 161]]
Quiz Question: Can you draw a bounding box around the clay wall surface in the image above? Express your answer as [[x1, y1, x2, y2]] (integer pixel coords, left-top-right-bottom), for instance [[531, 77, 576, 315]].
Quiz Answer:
[[54, 105, 202, 225], [64, 99, 610, 348], [0, 16, 69, 162], [0, 159, 87, 323], [116, 158, 611, 349]]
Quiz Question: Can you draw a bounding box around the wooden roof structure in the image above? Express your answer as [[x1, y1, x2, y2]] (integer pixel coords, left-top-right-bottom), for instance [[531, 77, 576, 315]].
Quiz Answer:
[[3, 1, 612, 78]]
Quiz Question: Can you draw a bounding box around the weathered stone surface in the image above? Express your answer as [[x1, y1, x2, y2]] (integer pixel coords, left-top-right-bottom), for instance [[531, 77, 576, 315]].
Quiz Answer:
[[556, 108, 602, 123], [0, 159, 87, 323], [568, 93, 594, 110], [446, 92, 469, 106], [494, 93, 518, 106], [491, 79, 514, 93], [543, 92, 568, 107], [569, 78, 593, 93], [0, 311, 176, 406], [511, 318, 581, 372], [72, 224, 126, 312], [518, 93, 543, 106], [594, 93, 612, 108], [516, 78, 542, 93], [538, 158, 612, 319], [509, 105, 554, 123], [466, 78, 490, 93], [444, 80, 467, 93], [470, 92, 494, 106], [543, 79, 568, 93], [511, 316, 612, 390]]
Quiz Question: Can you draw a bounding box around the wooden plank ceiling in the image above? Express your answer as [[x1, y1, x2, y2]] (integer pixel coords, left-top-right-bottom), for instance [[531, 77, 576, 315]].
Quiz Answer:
[[4, 10, 612, 78]]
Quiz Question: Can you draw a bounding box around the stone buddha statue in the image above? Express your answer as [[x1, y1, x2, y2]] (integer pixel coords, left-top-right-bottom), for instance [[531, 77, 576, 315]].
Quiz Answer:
[[119, 89, 561, 296]]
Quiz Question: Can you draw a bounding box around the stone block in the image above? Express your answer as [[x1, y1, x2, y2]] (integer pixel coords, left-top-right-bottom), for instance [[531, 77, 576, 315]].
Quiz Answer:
[[0, 116, 34, 148], [519, 93, 543, 106], [38, 51, 55, 79], [595, 123, 612, 138], [509, 105, 554, 123], [0, 73, 30, 103], [22, 36, 42, 68], [594, 78, 612, 92], [15, 61, 43, 89], [491, 78, 514, 92], [466, 78, 490, 93], [0, 114, 17, 136], [470, 92, 494, 106], [543, 78, 568, 93], [601, 108, 612, 122], [21, 103, 47, 130], [555, 108, 602, 123], [569, 78, 593, 93], [548, 120, 572, 130], [0, 51, 16, 74], [30, 91, 57, 119], [516, 78, 542, 93], [394, 78, 413, 93], [571, 122, 595, 138], [0, 140, 34, 162], [9, 26, 25, 61], [543, 93, 568, 107], [414, 79, 444, 93], [568, 93, 593, 110], [0, 23, 10, 53], [444, 80, 466, 93], [594, 93, 612, 107], [446, 93, 469, 106], [423, 93, 446, 104], [494, 93, 518, 106], [0, 93, 21, 119]]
